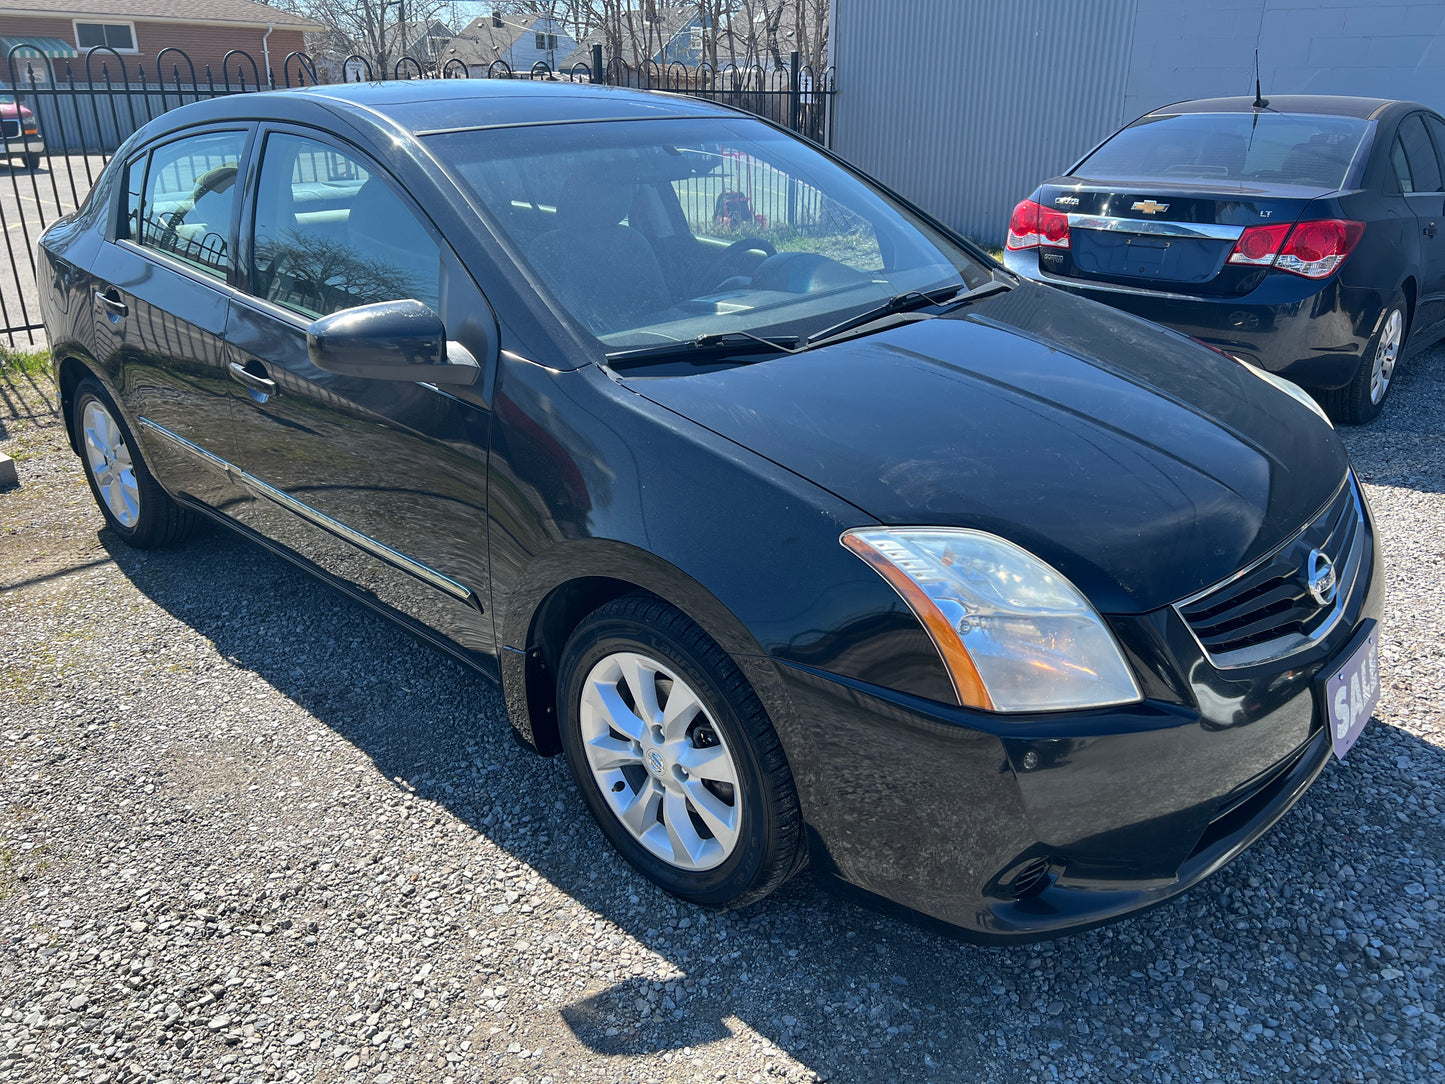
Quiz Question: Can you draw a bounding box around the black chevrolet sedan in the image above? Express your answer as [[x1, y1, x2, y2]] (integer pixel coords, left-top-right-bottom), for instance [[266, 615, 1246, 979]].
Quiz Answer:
[[1005, 95, 1445, 424], [38, 80, 1383, 942]]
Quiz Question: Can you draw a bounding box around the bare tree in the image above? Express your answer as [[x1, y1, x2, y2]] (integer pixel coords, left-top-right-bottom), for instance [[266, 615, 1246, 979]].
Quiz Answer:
[[277, 0, 461, 78]]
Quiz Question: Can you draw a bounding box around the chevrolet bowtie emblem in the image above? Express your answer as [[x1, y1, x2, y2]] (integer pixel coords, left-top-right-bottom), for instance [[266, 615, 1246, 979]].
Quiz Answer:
[[1132, 200, 1169, 214]]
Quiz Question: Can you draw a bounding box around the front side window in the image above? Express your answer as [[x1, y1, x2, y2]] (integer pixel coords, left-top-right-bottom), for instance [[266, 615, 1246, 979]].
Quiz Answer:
[[250, 132, 441, 319], [1075, 112, 1370, 189], [430, 117, 990, 349], [136, 130, 246, 279], [75, 21, 136, 51]]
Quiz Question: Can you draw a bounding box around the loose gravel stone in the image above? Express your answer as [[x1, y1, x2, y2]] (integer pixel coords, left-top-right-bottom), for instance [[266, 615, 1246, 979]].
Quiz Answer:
[[1, 346, 1443, 1084]]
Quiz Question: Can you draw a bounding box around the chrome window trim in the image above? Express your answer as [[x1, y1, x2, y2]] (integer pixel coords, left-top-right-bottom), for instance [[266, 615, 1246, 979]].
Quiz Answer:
[[1067, 215, 1245, 241], [137, 417, 477, 605], [1172, 473, 1364, 670]]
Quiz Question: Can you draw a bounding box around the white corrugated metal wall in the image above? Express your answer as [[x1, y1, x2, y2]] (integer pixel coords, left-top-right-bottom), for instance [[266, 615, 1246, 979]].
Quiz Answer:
[[832, 0, 1445, 246]]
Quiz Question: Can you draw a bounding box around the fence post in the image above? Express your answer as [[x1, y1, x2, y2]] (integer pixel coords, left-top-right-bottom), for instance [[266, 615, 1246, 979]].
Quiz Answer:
[[592, 44, 603, 85], [788, 51, 800, 134]]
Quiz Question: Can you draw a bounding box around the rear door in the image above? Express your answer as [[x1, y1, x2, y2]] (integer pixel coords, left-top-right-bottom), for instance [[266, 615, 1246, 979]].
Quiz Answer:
[[208, 127, 499, 668], [89, 128, 252, 512], [1396, 113, 1445, 338]]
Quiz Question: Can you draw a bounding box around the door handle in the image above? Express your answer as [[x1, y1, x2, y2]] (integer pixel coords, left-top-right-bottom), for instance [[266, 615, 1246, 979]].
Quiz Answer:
[[1426, 222, 1438, 238], [228, 360, 277, 396], [93, 287, 127, 319]]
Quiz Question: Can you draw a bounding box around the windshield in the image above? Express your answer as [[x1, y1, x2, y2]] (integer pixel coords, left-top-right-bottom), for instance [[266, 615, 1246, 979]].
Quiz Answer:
[[1075, 112, 1371, 189], [428, 117, 992, 351]]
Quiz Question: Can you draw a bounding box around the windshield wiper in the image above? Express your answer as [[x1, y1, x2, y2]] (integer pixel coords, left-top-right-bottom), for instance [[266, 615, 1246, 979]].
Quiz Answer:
[[605, 331, 801, 366], [804, 279, 1010, 347]]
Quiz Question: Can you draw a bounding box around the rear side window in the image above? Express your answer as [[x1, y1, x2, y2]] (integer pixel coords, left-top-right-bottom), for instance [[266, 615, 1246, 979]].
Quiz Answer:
[[135, 130, 246, 279], [1398, 115, 1443, 193], [1075, 113, 1369, 189], [249, 132, 441, 319]]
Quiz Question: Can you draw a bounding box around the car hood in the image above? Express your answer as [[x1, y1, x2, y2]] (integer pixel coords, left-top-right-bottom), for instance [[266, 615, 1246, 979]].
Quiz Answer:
[[627, 281, 1350, 614]]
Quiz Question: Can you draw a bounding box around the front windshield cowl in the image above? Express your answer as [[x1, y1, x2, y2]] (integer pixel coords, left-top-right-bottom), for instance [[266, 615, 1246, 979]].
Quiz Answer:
[[427, 116, 991, 358]]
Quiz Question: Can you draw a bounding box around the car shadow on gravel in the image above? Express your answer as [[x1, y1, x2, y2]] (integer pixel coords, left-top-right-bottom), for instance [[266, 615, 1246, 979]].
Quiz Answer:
[[96, 516, 1445, 1084]]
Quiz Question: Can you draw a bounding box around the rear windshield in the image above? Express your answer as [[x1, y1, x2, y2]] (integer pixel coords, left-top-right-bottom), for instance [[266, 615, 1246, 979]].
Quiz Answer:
[[1075, 113, 1370, 189]]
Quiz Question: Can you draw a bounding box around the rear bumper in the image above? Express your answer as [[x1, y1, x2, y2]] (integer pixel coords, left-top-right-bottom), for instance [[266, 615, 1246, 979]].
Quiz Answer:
[[1004, 252, 1385, 389], [775, 511, 1383, 942]]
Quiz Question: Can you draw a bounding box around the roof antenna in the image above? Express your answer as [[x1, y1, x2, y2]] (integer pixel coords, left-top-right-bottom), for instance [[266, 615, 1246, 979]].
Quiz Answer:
[[1252, 49, 1269, 109]]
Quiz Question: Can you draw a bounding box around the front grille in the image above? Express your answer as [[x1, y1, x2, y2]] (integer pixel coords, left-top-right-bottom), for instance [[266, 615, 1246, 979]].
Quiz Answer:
[[1, 119, 20, 140], [1176, 475, 1366, 668]]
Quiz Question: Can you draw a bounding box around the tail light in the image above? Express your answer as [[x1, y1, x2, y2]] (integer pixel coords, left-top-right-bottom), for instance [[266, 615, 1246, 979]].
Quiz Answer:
[[1228, 219, 1364, 279], [1006, 199, 1070, 251]]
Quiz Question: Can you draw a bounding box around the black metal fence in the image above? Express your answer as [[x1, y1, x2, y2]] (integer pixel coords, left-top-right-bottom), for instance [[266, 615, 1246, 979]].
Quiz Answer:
[[0, 43, 835, 347]]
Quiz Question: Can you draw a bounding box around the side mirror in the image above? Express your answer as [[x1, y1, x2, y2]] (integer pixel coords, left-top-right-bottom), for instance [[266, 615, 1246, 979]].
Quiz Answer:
[[306, 299, 480, 386]]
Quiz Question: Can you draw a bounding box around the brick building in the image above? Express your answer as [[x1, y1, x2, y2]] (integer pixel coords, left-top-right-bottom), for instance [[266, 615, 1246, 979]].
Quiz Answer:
[[0, 0, 321, 84]]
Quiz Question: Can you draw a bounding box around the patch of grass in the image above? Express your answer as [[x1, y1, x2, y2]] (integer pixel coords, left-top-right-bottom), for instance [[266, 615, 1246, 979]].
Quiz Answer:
[[0, 346, 51, 378]]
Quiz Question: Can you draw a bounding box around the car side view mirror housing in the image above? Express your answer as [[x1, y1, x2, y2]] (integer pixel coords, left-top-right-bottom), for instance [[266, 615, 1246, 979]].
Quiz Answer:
[[306, 299, 480, 386]]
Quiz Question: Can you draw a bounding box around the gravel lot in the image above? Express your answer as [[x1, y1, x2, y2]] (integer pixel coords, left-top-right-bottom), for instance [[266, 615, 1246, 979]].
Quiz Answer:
[[1, 346, 1443, 1084]]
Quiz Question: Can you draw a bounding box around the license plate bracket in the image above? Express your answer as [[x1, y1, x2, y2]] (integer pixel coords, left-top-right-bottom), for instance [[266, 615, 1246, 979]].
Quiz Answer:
[[1321, 621, 1380, 761]]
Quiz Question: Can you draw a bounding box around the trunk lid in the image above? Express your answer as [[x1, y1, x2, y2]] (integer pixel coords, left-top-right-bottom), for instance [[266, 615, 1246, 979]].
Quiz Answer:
[[1038, 180, 1323, 293]]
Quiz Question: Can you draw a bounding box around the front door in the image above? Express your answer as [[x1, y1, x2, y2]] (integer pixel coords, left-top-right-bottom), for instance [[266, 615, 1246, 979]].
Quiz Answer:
[[210, 129, 498, 668]]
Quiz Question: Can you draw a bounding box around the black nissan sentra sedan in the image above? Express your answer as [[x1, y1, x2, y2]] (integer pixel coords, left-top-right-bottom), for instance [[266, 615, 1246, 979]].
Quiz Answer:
[[1005, 96, 1445, 424], [37, 81, 1383, 942]]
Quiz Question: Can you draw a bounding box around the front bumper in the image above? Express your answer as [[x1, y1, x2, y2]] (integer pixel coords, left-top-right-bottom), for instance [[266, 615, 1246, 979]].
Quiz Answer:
[[775, 505, 1383, 943], [1004, 252, 1385, 390]]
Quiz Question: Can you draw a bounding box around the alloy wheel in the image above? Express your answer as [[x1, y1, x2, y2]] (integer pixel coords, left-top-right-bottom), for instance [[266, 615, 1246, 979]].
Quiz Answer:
[[1370, 308, 1403, 406], [577, 650, 742, 872], [81, 399, 140, 528]]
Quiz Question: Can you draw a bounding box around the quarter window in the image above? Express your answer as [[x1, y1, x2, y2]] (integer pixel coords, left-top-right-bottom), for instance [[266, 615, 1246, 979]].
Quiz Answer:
[[122, 155, 144, 240], [250, 133, 441, 319], [1391, 137, 1414, 193], [135, 131, 246, 279], [75, 21, 136, 51]]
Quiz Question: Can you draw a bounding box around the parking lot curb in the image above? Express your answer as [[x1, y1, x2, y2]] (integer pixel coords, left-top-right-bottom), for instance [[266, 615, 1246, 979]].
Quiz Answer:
[[0, 451, 17, 488]]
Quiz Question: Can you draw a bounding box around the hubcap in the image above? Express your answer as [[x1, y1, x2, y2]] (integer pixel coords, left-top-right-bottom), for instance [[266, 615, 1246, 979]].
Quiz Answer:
[[81, 400, 140, 528], [578, 651, 742, 872], [1370, 308, 1402, 405]]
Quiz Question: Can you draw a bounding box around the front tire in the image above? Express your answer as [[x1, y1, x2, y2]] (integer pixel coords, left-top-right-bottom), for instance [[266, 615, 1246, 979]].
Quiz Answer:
[[1321, 293, 1406, 425], [557, 592, 804, 909], [72, 378, 200, 547]]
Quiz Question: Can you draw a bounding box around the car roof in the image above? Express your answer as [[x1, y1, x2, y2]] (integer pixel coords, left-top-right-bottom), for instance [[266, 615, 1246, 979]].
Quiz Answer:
[[154, 78, 741, 137], [1144, 95, 1414, 121]]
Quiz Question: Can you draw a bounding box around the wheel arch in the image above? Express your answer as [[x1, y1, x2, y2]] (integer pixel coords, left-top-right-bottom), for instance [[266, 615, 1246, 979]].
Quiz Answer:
[[1397, 275, 1417, 337], [56, 351, 108, 455], [499, 540, 776, 759]]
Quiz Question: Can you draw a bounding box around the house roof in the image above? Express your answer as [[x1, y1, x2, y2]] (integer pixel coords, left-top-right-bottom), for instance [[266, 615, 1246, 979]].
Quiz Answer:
[[439, 13, 573, 72], [0, 1, 322, 32]]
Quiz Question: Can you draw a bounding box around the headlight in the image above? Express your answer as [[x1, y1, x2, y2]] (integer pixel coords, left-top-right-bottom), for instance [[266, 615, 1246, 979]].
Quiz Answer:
[[842, 527, 1141, 713], [1239, 359, 1333, 427]]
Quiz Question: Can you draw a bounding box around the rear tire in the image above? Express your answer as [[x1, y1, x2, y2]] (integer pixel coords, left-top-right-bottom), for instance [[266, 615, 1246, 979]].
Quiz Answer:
[[557, 592, 805, 909], [72, 377, 201, 547], [1320, 293, 1406, 425]]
